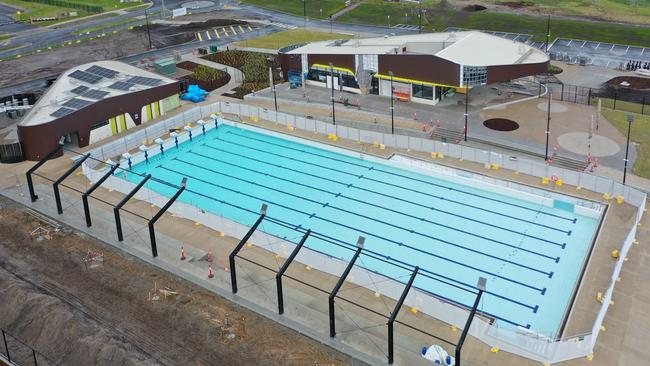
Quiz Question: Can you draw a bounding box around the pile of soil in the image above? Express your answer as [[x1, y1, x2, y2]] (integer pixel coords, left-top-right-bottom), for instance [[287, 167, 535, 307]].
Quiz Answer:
[[462, 4, 487, 11], [606, 76, 650, 90], [483, 118, 520, 131], [176, 61, 231, 91]]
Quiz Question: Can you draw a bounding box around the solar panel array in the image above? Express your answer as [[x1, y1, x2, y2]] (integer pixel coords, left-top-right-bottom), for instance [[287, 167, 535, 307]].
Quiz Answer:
[[63, 98, 94, 109], [86, 65, 119, 78], [109, 81, 136, 91], [50, 107, 76, 118], [81, 89, 110, 100], [69, 70, 103, 84], [70, 85, 90, 95], [128, 76, 162, 86]]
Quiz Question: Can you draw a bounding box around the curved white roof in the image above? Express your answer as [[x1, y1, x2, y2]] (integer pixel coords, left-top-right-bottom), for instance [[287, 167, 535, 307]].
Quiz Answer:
[[286, 31, 549, 66], [19, 60, 176, 127]]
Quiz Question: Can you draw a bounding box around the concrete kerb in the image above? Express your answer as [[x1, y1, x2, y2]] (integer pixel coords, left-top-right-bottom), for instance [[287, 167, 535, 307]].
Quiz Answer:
[[0, 182, 388, 366]]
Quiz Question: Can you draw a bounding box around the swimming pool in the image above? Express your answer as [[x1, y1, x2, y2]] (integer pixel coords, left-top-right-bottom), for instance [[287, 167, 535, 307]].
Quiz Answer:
[[124, 122, 601, 337]]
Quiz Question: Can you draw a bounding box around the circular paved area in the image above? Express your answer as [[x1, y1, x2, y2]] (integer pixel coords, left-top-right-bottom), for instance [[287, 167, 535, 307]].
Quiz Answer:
[[537, 102, 568, 113], [181, 1, 215, 9], [557, 132, 620, 157]]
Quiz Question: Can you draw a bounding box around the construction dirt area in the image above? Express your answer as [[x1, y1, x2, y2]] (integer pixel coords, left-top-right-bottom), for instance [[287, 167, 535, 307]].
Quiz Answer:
[[0, 19, 248, 88], [0, 196, 361, 366]]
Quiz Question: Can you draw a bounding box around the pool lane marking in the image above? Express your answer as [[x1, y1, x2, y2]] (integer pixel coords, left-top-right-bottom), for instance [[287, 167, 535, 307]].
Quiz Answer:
[[210, 138, 572, 236], [187, 151, 561, 262], [268, 219, 534, 330], [140, 169, 541, 318], [154, 166, 542, 312], [199, 144, 567, 249], [160, 163, 549, 294], [225, 131, 577, 223], [173, 157, 554, 276]]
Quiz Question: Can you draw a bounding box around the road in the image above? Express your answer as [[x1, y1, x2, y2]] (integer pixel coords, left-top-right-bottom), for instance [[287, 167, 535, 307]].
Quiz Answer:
[[0, 0, 190, 59], [0, 0, 419, 59], [0, 0, 421, 96]]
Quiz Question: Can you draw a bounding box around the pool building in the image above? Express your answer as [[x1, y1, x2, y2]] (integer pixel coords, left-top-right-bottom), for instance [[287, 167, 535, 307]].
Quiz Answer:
[[278, 31, 549, 105]]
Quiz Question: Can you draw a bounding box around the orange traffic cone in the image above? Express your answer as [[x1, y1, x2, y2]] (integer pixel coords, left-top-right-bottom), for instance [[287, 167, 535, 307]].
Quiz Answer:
[[208, 265, 214, 278], [180, 244, 186, 260]]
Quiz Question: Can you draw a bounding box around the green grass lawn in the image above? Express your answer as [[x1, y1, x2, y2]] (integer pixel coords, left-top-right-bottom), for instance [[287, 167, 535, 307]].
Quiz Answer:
[[594, 97, 648, 115], [0, 34, 12, 41], [602, 108, 650, 178], [71, 17, 138, 35], [233, 29, 354, 50], [336, 0, 650, 48], [4, 0, 144, 26], [476, 0, 650, 25], [241, 0, 348, 19]]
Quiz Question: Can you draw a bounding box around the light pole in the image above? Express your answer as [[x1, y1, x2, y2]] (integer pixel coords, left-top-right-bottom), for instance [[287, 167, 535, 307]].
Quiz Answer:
[[418, 2, 422, 33], [545, 14, 551, 53], [389, 71, 395, 134], [329, 15, 333, 33], [144, 7, 152, 49], [464, 88, 469, 141], [623, 113, 634, 184], [303, 0, 307, 28], [545, 88, 552, 160], [330, 63, 336, 125], [387, 15, 390, 29], [268, 57, 278, 112]]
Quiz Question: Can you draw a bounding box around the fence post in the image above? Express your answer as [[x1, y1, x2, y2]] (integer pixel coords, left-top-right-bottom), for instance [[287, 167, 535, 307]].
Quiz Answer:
[[561, 83, 564, 101], [2, 329, 10, 363], [613, 92, 617, 110], [587, 88, 592, 105], [643, 95, 646, 115], [574, 85, 577, 103]]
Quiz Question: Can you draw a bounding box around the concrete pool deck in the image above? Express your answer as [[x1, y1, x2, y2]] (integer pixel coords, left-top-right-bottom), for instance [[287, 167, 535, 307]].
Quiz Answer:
[[0, 109, 645, 366]]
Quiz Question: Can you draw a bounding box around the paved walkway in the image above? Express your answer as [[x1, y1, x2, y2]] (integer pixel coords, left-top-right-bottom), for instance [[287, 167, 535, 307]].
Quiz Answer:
[[331, 1, 366, 20], [182, 53, 243, 94]]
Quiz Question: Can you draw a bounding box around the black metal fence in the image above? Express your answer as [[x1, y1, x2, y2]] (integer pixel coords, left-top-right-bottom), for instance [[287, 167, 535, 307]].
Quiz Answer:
[[546, 81, 650, 115], [1, 329, 59, 366]]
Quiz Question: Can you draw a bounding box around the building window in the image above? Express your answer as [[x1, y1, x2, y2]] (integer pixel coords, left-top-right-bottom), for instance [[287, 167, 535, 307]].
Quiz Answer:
[[307, 66, 359, 89], [463, 66, 487, 87], [90, 120, 109, 131], [412, 83, 434, 100]]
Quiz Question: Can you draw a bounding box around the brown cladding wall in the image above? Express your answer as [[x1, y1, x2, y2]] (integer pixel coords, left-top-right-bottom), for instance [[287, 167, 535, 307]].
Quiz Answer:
[[278, 53, 302, 81], [486, 61, 548, 84], [378, 54, 460, 87], [307, 54, 355, 71], [18, 82, 180, 161]]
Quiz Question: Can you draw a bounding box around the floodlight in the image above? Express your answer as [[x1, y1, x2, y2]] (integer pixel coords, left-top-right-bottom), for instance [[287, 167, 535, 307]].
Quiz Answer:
[[260, 203, 268, 215], [477, 277, 487, 291], [356, 236, 365, 248], [181, 177, 188, 187]]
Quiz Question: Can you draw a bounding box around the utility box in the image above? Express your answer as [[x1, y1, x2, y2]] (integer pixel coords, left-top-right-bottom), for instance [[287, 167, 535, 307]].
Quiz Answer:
[[154, 58, 177, 75], [198, 47, 208, 56], [209, 44, 218, 53]]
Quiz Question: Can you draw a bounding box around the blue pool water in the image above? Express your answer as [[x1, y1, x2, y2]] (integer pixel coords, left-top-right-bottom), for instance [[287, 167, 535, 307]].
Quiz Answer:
[[125, 123, 600, 336]]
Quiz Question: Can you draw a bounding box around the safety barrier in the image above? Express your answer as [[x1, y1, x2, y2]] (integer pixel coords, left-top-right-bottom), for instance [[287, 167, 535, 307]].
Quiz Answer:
[[82, 101, 647, 364]]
